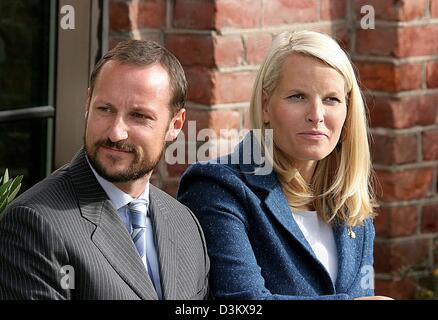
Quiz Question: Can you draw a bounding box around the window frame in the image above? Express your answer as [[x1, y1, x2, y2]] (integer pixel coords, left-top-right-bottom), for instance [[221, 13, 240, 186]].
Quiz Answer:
[[0, 0, 57, 177], [55, 0, 107, 168], [0, 0, 106, 187]]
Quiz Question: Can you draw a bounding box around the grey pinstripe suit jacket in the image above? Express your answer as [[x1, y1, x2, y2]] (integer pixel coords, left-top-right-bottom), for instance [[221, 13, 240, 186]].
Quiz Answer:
[[0, 148, 209, 300]]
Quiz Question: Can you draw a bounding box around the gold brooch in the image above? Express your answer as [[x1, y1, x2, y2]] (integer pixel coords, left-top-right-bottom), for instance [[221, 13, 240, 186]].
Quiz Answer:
[[348, 226, 356, 239]]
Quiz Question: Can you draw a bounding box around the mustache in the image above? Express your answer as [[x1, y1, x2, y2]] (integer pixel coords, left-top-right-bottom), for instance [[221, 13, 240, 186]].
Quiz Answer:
[[95, 138, 137, 153]]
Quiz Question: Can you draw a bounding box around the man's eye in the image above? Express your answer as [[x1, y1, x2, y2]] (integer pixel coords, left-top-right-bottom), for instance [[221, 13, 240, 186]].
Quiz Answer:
[[133, 113, 146, 119], [97, 106, 112, 112]]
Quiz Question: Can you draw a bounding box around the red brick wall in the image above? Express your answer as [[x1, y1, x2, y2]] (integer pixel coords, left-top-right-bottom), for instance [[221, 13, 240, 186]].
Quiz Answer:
[[353, 0, 438, 299], [109, 0, 438, 299]]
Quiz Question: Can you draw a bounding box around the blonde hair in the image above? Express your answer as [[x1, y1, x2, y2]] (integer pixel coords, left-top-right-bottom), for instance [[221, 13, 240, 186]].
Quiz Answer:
[[250, 30, 377, 226]]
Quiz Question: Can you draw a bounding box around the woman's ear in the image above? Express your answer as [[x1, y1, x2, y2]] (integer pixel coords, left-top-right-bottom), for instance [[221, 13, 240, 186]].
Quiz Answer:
[[262, 89, 270, 124]]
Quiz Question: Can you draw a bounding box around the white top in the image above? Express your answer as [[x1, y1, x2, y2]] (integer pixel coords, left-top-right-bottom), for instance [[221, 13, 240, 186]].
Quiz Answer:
[[292, 210, 338, 284]]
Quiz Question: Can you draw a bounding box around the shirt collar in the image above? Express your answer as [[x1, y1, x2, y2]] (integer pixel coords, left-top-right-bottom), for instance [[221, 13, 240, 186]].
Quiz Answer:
[[86, 156, 150, 210]]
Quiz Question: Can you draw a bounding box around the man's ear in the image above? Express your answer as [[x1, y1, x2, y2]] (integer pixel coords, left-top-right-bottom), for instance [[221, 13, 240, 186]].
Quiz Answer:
[[165, 108, 186, 142], [85, 88, 92, 119]]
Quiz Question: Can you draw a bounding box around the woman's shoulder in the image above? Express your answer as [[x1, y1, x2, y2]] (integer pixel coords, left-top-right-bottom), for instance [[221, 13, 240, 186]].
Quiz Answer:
[[182, 131, 274, 182], [181, 157, 245, 185]]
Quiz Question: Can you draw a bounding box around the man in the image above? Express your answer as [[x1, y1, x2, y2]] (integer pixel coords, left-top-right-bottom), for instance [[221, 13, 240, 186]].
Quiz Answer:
[[0, 40, 209, 300]]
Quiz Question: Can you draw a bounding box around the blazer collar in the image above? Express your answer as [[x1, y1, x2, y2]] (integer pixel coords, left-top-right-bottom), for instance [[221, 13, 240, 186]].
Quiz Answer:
[[236, 132, 364, 293], [235, 131, 278, 193], [235, 133, 320, 263], [68, 148, 158, 299]]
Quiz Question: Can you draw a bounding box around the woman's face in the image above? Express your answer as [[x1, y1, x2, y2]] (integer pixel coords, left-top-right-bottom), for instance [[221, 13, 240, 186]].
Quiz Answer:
[[263, 53, 347, 165]]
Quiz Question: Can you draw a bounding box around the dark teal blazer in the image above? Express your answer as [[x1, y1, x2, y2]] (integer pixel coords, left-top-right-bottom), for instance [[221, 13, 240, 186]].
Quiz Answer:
[[178, 133, 375, 300]]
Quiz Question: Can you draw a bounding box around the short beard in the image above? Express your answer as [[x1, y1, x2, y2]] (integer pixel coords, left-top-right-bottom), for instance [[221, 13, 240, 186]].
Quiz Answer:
[[85, 137, 163, 183]]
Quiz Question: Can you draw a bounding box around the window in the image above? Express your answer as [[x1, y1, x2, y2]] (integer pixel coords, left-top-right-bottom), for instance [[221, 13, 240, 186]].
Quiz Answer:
[[0, 0, 55, 190], [0, 0, 106, 191]]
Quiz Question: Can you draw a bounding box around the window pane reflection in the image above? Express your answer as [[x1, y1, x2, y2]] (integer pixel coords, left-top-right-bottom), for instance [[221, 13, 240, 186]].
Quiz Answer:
[[0, 118, 48, 192], [0, 0, 51, 110]]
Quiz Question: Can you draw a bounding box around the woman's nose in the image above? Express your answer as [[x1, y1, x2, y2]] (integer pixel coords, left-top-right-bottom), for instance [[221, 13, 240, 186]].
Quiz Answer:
[[306, 99, 324, 123]]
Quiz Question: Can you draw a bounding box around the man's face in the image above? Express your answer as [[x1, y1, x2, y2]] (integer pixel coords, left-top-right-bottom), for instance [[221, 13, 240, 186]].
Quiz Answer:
[[85, 61, 184, 184]]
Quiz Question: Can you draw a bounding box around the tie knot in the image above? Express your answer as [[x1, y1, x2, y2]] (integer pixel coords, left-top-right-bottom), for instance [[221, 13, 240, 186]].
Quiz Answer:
[[129, 199, 148, 213], [128, 199, 149, 228]]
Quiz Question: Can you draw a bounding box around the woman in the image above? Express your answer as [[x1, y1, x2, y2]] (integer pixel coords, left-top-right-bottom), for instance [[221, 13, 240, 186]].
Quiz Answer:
[[177, 31, 391, 300]]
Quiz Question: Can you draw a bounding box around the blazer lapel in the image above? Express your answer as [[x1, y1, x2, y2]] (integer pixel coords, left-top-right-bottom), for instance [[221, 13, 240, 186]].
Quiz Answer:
[[148, 186, 178, 300], [333, 223, 364, 293], [238, 134, 317, 260], [250, 174, 368, 293], [238, 133, 335, 288], [247, 171, 364, 293], [233, 133, 365, 293], [69, 148, 158, 300], [263, 185, 317, 256]]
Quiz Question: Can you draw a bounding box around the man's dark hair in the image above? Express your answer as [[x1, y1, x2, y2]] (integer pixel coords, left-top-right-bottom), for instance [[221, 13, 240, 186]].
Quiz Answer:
[[89, 40, 187, 114]]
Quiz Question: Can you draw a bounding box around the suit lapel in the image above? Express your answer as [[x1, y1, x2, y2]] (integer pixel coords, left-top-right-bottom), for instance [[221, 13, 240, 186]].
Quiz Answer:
[[91, 201, 158, 300], [68, 148, 158, 299], [149, 186, 178, 300]]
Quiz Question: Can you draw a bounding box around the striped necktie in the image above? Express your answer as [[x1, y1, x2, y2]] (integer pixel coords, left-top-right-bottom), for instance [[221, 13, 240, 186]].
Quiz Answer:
[[128, 199, 149, 271], [127, 199, 163, 299]]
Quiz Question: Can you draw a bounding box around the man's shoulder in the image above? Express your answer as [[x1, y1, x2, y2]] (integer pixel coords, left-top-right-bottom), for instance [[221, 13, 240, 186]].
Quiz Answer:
[[6, 164, 76, 213], [149, 184, 204, 234], [149, 184, 188, 210]]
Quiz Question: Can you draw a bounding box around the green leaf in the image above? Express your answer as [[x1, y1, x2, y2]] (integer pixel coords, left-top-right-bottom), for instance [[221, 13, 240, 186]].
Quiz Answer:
[[3, 169, 9, 184], [0, 179, 13, 197], [8, 182, 22, 203], [0, 170, 23, 216], [9, 176, 23, 195]]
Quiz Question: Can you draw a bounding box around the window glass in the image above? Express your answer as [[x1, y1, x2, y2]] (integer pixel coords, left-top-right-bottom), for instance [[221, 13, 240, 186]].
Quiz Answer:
[[0, 118, 49, 191], [0, 0, 51, 110]]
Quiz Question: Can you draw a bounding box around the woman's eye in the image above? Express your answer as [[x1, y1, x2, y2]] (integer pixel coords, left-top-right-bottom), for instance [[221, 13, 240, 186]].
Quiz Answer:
[[325, 97, 341, 104], [287, 94, 305, 102]]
